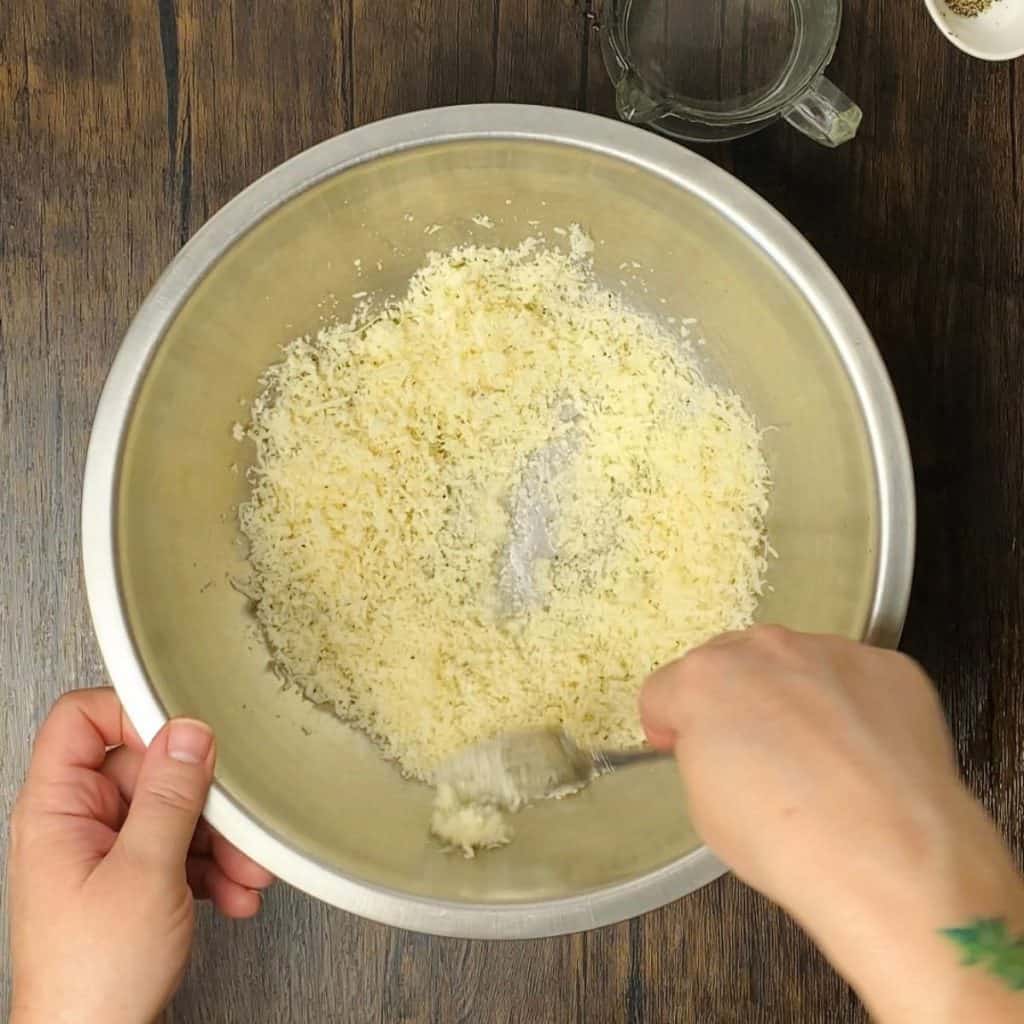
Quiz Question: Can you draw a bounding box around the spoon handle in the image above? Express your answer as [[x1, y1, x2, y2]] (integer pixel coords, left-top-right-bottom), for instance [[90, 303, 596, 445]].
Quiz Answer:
[[593, 748, 672, 773]]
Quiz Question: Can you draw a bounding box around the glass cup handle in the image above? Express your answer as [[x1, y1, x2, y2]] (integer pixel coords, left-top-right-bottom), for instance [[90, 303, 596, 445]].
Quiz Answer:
[[614, 72, 672, 126], [783, 75, 863, 148]]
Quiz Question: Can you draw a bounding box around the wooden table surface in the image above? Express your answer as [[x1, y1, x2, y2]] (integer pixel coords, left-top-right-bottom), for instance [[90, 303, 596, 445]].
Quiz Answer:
[[2, 1, 1022, 1021]]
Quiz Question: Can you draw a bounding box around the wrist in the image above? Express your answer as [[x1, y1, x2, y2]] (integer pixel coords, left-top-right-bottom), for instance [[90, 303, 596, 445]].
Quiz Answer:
[[10, 991, 115, 1024], [789, 785, 1024, 1022]]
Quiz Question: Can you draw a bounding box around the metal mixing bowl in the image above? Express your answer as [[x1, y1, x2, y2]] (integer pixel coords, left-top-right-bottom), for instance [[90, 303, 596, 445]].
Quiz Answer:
[[82, 105, 914, 939]]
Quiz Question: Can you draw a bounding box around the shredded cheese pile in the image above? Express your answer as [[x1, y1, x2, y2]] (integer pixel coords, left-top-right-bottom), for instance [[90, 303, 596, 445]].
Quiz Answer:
[[239, 232, 771, 801]]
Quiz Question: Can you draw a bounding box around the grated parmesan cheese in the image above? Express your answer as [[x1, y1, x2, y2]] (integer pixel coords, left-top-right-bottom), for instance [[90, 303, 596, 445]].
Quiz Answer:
[[238, 231, 771, 791]]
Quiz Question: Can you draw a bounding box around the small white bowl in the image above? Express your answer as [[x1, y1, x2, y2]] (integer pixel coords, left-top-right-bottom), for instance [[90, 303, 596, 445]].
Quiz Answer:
[[924, 0, 1024, 61]]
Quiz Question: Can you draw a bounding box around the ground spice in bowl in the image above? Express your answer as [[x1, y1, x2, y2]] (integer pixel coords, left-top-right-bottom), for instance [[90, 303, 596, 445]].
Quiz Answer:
[[945, 0, 1001, 15]]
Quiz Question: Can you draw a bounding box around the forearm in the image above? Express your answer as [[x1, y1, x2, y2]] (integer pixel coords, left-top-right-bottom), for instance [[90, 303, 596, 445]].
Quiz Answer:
[[790, 787, 1024, 1024]]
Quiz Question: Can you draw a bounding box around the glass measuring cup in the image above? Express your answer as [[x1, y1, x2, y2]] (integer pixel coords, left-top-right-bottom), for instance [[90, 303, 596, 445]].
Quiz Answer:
[[601, 0, 862, 147]]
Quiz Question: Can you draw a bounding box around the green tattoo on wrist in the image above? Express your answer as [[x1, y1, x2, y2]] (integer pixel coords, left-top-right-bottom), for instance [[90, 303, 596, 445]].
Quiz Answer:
[[941, 918, 1024, 991]]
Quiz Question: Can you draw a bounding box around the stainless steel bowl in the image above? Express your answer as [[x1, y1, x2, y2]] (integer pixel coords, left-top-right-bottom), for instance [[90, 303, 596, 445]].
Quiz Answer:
[[82, 105, 914, 939]]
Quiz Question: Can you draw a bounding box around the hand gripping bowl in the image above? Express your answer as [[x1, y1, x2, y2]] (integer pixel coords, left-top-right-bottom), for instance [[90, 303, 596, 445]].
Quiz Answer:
[[82, 105, 914, 939]]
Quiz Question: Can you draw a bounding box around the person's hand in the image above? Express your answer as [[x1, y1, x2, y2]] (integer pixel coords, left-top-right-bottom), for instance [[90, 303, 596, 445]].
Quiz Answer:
[[640, 626, 1024, 1023], [8, 688, 275, 1024]]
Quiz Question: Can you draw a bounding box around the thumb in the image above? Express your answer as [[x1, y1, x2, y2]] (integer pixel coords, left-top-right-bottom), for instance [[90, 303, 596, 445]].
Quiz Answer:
[[116, 718, 215, 870]]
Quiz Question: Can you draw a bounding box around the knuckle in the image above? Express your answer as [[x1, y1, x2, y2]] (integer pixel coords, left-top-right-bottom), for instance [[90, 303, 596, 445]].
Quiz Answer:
[[676, 646, 728, 699], [892, 650, 926, 678], [51, 690, 83, 715], [747, 623, 796, 650], [748, 624, 819, 668], [8, 792, 44, 859], [872, 648, 933, 689], [640, 659, 692, 718], [8, 796, 28, 847], [680, 644, 722, 677], [142, 775, 199, 815], [894, 652, 942, 703]]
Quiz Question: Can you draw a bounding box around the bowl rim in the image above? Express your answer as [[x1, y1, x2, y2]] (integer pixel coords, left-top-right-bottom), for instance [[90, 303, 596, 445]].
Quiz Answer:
[[82, 103, 916, 939]]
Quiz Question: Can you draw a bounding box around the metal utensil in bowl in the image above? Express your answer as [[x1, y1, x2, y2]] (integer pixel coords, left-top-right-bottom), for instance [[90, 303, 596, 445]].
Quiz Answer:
[[82, 104, 914, 939], [436, 729, 670, 809]]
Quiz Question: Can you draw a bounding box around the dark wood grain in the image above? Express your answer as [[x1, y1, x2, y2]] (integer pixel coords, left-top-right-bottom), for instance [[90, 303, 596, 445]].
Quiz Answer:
[[2, 0, 1023, 1021]]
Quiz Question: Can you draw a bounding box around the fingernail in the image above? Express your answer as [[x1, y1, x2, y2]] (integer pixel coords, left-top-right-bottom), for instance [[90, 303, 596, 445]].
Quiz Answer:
[[167, 718, 214, 764]]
